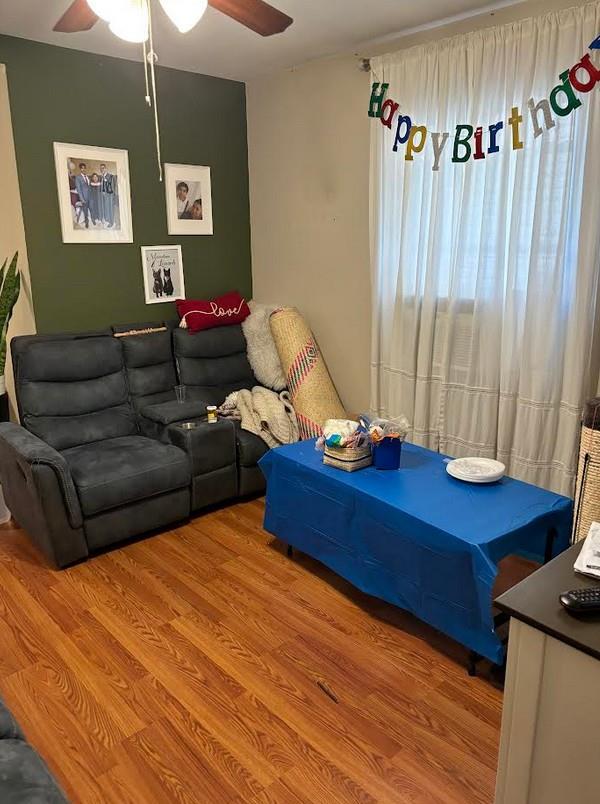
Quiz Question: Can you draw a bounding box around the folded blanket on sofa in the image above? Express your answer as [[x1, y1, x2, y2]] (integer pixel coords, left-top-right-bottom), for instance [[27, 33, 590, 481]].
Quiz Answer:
[[219, 386, 299, 448]]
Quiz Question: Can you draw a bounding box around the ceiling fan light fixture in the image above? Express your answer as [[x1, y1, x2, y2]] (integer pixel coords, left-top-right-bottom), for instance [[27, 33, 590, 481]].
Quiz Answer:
[[86, 0, 121, 22], [108, 0, 149, 42], [159, 0, 208, 33]]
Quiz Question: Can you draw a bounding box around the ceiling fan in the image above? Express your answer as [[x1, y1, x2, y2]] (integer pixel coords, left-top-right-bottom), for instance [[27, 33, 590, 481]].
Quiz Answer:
[[52, 0, 292, 182], [53, 0, 293, 40]]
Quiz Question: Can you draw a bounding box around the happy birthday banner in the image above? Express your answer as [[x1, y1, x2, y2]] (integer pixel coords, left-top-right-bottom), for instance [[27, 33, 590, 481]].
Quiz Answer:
[[369, 34, 600, 170]]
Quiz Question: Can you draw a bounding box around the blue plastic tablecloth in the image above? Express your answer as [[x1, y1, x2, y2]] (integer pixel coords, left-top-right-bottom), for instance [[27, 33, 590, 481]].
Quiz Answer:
[[259, 440, 573, 663]]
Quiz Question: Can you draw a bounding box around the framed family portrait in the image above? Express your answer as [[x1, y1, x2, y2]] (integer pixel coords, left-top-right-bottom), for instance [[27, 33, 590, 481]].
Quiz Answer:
[[53, 142, 133, 244], [164, 163, 213, 236], [141, 245, 185, 305]]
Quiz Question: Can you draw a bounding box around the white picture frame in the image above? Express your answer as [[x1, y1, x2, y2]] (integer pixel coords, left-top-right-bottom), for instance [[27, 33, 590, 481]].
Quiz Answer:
[[53, 142, 133, 244], [141, 245, 185, 305], [164, 162, 213, 236]]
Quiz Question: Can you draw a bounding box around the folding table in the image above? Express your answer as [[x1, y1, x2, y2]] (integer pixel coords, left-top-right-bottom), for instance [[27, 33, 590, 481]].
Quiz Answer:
[[259, 440, 573, 666]]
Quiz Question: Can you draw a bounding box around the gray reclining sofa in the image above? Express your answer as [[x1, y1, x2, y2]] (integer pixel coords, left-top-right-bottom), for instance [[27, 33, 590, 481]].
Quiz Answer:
[[0, 696, 67, 802], [0, 321, 269, 568]]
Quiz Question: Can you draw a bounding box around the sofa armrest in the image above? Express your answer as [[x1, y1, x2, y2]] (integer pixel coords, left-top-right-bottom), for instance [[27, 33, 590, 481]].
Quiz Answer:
[[0, 698, 24, 740], [140, 400, 210, 426], [166, 418, 237, 477], [0, 423, 83, 529]]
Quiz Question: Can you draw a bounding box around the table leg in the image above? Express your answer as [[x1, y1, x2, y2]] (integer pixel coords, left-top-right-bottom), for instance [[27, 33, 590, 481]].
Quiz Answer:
[[544, 527, 557, 564], [287, 544, 294, 558]]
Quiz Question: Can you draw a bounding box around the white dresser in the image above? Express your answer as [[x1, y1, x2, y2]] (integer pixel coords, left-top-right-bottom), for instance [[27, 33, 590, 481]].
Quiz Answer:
[[495, 543, 600, 804]]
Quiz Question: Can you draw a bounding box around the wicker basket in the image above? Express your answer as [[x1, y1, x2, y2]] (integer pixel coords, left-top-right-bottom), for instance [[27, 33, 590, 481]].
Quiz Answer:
[[573, 398, 600, 543], [323, 443, 372, 472]]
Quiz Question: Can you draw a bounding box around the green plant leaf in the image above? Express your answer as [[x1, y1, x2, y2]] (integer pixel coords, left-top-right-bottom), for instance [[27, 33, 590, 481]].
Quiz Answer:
[[0, 269, 20, 368], [0, 253, 20, 379]]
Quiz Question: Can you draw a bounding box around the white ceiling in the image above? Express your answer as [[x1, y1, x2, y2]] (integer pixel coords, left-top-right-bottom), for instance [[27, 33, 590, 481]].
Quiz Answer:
[[0, 0, 522, 81]]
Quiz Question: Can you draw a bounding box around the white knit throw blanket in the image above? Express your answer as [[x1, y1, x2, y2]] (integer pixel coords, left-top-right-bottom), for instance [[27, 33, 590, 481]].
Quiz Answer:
[[219, 386, 299, 448], [241, 302, 287, 391]]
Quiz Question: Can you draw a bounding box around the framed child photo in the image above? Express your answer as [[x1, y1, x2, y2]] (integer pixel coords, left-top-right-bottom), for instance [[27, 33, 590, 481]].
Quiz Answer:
[[164, 163, 213, 236], [141, 245, 185, 305], [53, 142, 133, 244]]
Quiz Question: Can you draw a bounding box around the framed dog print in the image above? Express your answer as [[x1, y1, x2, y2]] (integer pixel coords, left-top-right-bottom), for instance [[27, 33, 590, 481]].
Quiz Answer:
[[141, 245, 185, 305], [53, 142, 133, 244], [164, 163, 213, 236]]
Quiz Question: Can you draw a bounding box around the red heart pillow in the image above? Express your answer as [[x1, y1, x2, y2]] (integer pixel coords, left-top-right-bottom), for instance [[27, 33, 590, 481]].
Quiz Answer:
[[177, 292, 250, 332]]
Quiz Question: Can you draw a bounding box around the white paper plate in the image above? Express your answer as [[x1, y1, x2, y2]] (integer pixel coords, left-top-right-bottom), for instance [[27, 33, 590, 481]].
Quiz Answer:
[[446, 457, 505, 484]]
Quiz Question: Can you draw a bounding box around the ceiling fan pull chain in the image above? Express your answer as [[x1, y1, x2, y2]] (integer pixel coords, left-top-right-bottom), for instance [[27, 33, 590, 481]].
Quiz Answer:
[[53, 0, 295, 182], [147, 0, 163, 182], [142, 36, 151, 107]]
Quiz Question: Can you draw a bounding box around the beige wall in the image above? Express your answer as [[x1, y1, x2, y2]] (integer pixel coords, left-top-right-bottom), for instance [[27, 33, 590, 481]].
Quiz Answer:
[[0, 64, 36, 417], [247, 57, 371, 414], [246, 0, 587, 415]]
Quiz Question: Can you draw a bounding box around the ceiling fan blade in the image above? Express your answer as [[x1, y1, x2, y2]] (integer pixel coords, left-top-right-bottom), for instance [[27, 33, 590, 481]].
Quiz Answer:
[[208, 0, 292, 36], [53, 0, 99, 33]]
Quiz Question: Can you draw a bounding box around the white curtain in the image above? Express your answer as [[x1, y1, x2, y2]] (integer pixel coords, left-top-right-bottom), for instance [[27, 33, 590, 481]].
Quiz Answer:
[[370, 3, 600, 495]]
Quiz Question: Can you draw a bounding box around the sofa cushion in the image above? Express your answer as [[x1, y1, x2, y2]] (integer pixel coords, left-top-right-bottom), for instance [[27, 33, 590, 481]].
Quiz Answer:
[[234, 423, 269, 468], [141, 400, 207, 426], [119, 327, 178, 412], [63, 436, 191, 516], [24, 407, 138, 454], [176, 291, 250, 332], [173, 325, 256, 405], [15, 336, 137, 451], [16, 335, 121, 383], [0, 740, 67, 803]]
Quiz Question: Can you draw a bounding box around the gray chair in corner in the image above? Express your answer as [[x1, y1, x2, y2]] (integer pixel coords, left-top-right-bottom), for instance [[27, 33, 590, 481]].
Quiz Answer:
[[0, 333, 191, 567]]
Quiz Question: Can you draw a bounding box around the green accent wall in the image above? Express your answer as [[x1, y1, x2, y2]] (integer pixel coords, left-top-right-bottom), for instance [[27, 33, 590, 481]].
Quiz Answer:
[[0, 35, 252, 333]]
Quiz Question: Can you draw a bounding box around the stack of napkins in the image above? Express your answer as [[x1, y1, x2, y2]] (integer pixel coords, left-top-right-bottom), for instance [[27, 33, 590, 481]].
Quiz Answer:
[[574, 522, 600, 579]]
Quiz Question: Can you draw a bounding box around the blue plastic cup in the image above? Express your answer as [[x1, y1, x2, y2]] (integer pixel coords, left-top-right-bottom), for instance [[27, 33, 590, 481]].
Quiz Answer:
[[373, 437, 402, 470]]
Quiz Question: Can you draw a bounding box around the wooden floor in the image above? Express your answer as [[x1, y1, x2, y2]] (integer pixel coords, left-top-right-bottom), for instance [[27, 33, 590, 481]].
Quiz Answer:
[[0, 499, 533, 804]]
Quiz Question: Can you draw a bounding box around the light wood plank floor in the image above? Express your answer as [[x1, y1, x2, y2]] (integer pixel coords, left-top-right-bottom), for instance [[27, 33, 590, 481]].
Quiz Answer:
[[0, 498, 533, 804]]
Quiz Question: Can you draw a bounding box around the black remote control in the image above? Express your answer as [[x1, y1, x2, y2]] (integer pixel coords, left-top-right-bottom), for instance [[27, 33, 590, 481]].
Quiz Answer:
[[560, 588, 600, 614]]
